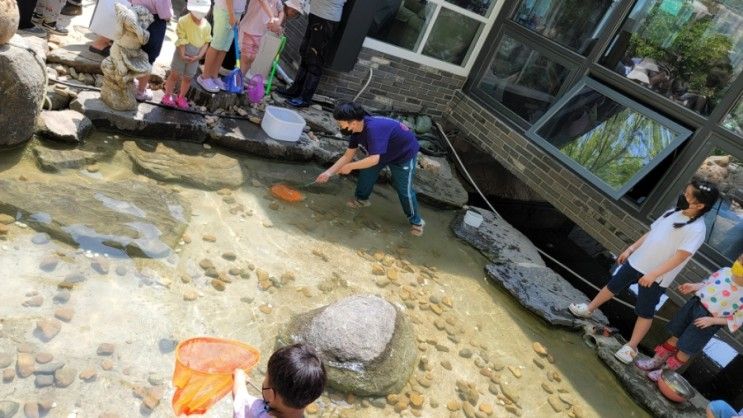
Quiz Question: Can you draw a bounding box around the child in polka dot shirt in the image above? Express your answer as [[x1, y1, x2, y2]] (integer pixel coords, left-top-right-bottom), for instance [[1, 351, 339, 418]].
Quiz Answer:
[[636, 252, 743, 381]]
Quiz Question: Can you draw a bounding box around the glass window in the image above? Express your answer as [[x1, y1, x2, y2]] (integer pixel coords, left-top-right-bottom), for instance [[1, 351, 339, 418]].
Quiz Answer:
[[694, 150, 743, 260], [513, 0, 617, 54], [444, 0, 495, 17], [602, 0, 743, 116], [529, 80, 692, 198], [422, 7, 484, 65], [475, 35, 569, 123], [722, 96, 743, 136], [368, 0, 436, 52]]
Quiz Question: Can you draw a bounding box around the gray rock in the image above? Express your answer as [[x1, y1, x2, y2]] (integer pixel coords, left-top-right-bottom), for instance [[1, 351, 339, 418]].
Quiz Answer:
[[31, 233, 50, 245], [0, 401, 19, 418], [0, 179, 189, 258], [279, 294, 416, 396], [594, 335, 707, 418], [452, 207, 544, 265], [0, 0, 19, 45], [46, 43, 104, 75], [411, 154, 468, 208], [33, 361, 64, 374], [485, 263, 609, 329], [209, 118, 316, 161], [295, 106, 339, 135], [123, 140, 244, 190], [47, 87, 73, 110], [32, 145, 100, 172], [34, 374, 54, 387], [54, 366, 76, 387], [70, 91, 208, 142], [0, 353, 10, 368], [36, 110, 93, 143], [0, 35, 45, 148], [53, 290, 70, 304]]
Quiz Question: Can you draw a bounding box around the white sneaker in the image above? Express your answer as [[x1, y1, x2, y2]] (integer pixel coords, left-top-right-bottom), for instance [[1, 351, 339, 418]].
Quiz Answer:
[[568, 303, 593, 318], [614, 344, 638, 364]]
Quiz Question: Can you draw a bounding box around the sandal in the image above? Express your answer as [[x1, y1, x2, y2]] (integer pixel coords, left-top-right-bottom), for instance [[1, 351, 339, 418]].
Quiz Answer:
[[410, 220, 425, 237], [88, 45, 110, 57], [346, 199, 371, 209], [614, 344, 638, 364]]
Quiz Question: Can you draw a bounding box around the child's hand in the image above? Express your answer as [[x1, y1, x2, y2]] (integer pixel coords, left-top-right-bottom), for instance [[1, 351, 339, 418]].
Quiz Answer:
[[638, 274, 657, 287], [316, 172, 331, 183], [229, 12, 237, 26], [694, 316, 718, 329], [617, 247, 633, 265], [677, 282, 699, 294]]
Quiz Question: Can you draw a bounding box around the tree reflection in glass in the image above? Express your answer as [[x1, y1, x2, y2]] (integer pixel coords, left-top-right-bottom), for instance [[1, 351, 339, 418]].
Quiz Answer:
[[536, 85, 683, 192], [602, 0, 741, 116]]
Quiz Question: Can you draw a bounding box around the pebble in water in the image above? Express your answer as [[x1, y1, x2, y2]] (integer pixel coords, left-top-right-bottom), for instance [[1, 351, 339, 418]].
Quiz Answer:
[[23, 295, 44, 307], [31, 233, 50, 245], [2, 368, 14, 382], [202, 234, 217, 242], [79, 367, 97, 381], [39, 255, 59, 272], [36, 319, 61, 341], [54, 307, 74, 322], [97, 343, 115, 356], [35, 352, 53, 364], [532, 342, 548, 357]]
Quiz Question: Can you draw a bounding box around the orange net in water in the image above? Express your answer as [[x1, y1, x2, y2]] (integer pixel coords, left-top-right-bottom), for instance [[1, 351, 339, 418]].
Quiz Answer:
[[270, 183, 305, 202], [172, 337, 260, 416]]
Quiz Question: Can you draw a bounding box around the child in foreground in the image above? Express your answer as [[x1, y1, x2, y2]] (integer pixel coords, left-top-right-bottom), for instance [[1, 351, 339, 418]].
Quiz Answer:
[[233, 343, 326, 418], [636, 252, 743, 381], [162, 0, 212, 109]]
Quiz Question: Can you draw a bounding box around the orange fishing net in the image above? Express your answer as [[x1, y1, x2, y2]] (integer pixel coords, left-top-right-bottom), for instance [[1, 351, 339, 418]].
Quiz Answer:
[[270, 183, 304, 202], [172, 337, 260, 416]]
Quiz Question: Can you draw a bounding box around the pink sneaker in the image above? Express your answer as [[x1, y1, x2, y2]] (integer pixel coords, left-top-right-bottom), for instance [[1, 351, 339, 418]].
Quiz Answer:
[[135, 88, 153, 102], [161, 94, 175, 107], [175, 96, 189, 110], [636, 343, 677, 371]]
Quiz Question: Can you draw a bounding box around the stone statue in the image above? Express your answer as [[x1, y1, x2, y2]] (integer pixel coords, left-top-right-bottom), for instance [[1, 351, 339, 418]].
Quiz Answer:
[[100, 3, 153, 111], [0, 0, 20, 45]]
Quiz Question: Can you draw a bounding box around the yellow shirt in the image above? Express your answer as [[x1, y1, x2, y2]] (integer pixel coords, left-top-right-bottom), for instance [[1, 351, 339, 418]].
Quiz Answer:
[[175, 14, 212, 48]]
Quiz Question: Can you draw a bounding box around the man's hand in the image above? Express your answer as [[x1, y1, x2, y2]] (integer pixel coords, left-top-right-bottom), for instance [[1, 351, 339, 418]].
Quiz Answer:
[[694, 316, 718, 329], [338, 165, 353, 175], [316, 172, 331, 183], [677, 283, 699, 295], [638, 273, 657, 287]]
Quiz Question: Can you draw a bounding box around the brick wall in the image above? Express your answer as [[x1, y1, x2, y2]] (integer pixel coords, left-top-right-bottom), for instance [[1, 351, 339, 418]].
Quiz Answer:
[[280, 16, 465, 117]]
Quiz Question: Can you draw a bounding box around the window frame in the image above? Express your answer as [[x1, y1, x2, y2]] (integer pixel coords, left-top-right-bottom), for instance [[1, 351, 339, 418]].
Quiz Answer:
[[526, 77, 693, 199], [363, 0, 506, 77]]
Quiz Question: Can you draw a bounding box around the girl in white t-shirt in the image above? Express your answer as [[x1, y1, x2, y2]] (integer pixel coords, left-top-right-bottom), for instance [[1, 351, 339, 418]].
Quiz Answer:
[[636, 253, 743, 381], [569, 180, 720, 364]]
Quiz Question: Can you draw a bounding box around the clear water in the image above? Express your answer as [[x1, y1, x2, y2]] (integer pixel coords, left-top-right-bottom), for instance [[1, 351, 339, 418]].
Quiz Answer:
[[0, 134, 650, 417]]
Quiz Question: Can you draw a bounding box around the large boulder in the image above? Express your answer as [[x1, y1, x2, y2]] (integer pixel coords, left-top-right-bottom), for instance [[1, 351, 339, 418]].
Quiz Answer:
[[123, 140, 245, 190], [0, 0, 19, 45], [208, 118, 316, 161], [0, 35, 45, 148], [411, 154, 468, 208], [36, 110, 93, 143], [0, 178, 189, 257], [279, 294, 416, 396], [46, 43, 104, 75]]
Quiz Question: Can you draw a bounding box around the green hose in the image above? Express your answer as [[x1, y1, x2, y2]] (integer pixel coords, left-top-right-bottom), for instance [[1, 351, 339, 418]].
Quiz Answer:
[[265, 35, 287, 96]]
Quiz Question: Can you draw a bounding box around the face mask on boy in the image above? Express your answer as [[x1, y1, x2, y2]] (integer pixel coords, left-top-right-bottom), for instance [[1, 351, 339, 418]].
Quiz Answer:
[[732, 260, 743, 277], [191, 11, 207, 19]]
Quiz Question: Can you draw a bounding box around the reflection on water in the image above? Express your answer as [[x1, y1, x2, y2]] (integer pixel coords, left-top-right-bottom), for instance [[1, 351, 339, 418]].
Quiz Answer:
[[0, 135, 650, 417]]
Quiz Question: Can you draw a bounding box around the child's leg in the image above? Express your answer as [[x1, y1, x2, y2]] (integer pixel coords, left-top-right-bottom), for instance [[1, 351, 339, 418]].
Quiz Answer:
[[627, 317, 654, 350], [203, 47, 221, 79], [164, 71, 179, 96], [137, 75, 150, 94], [626, 282, 665, 350], [206, 7, 232, 79], [42, 0, 65, 22], [178, 76, 192, 98], [588, 263, 643, 312]]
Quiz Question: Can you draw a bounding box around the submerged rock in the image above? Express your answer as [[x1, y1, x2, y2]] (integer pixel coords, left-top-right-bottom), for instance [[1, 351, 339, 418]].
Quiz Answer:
[[0, 401, 19, 418], [32, 145, 100, 172], [279, 294, 416, 396], [0, 179, 189, 258], [486, 263, 609, 329], [36, 110, 92, 143], [123, 140, 244, 190]]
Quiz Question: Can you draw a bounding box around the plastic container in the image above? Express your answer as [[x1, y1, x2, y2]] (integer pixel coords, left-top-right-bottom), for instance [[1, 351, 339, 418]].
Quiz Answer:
[[463, 210, 484, 228], [261, 105, 306, 142]]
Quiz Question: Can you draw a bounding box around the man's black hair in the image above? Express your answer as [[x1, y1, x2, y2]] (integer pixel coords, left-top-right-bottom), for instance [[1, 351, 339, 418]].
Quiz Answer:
[[333, 101, 369, 121], [267, 343, 326, 409]]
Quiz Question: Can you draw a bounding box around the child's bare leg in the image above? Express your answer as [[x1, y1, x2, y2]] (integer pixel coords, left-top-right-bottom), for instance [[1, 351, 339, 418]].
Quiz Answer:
[[91, 36, 110, 50], [627, 317, 653, 351], [675, 350, 691, 362], [178, 76, 192, 98], [587, 286, 615, 312], [213, 51, 227, 78], [136, 75, 149, 93], [164, 71, 179, 96], [203, 47, 220, 78], [665, 336, 679, 347]]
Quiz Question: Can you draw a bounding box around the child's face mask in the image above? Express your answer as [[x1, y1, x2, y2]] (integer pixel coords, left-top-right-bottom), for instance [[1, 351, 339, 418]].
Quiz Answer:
[[732, 260, 743, 278], [191, 11, 207, 20]]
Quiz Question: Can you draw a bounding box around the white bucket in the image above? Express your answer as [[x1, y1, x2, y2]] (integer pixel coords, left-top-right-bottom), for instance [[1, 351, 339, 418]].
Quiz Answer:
[[463, 210, 483, 228], [261, 106, 306, 142]]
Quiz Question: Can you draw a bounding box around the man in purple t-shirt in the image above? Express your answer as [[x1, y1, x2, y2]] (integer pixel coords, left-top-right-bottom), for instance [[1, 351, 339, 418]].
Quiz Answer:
[[315, 101, 425, 236]]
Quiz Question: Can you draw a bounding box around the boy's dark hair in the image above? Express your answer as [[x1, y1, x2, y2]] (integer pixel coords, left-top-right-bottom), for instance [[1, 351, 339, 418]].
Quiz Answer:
[[267, 343, 326, 409], [333, 101, 369, 122], [662, 179, 720, 228]]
